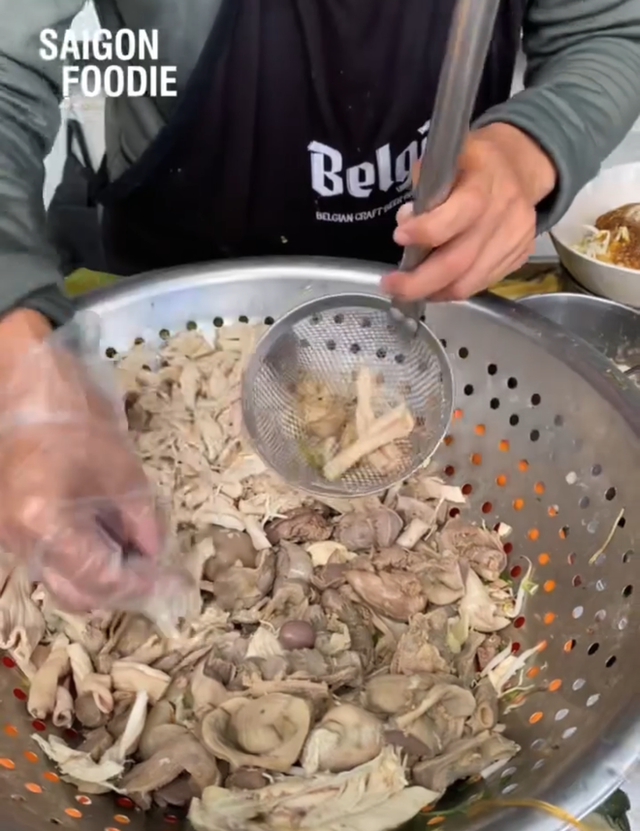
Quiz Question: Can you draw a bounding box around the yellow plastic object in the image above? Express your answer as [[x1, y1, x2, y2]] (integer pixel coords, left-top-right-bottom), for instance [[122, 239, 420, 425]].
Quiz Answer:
[[64, 268, 118, 297], [489, 269, 563, 301]]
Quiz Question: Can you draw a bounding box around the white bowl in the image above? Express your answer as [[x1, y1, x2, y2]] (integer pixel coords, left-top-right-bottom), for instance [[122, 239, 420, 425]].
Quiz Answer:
[[549, 162, 640, 308]]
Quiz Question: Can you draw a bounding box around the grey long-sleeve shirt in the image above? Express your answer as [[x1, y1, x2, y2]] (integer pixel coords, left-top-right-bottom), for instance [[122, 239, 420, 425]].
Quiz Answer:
[[1, 0, 640, 325]]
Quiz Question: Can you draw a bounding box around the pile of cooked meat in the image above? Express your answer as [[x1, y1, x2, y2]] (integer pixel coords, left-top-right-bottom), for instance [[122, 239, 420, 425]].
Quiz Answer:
[[0, 326, 537, 831]]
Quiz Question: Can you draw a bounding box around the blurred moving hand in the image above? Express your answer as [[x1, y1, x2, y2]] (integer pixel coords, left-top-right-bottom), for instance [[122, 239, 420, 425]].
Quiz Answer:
[[383, 123, 557, 301], [0, 309, 163, 611]]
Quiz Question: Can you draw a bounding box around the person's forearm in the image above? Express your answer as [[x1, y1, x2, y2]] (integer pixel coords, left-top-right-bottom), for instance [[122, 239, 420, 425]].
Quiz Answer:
[[474, 0, 640, 231], [0, 0, 84, 325]]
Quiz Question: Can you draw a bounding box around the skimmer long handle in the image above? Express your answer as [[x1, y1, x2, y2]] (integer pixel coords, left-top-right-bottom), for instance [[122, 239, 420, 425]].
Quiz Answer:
[[394, 0, 503, 322]]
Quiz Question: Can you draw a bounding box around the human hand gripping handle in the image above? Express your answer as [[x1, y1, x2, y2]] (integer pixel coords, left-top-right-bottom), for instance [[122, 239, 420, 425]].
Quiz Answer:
[[0, 308, 165, 612], [384, 0, 557, 304]]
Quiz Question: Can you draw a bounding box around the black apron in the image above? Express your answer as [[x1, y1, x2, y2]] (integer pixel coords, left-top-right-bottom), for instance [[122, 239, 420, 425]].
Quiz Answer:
[[98, 0, 526, 276]]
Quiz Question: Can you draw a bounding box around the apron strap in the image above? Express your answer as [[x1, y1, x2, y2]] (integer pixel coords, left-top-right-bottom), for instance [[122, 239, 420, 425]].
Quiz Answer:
[[66, 116, 109, 205]]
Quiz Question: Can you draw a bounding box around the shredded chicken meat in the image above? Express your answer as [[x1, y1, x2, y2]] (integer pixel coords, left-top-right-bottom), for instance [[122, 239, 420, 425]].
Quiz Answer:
[[0, 325, 539, 831], [296, 366, 415, 481]]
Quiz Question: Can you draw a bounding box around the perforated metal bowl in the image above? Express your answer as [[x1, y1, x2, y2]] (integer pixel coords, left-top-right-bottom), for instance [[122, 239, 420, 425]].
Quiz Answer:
[[1, 258, 638, 831]]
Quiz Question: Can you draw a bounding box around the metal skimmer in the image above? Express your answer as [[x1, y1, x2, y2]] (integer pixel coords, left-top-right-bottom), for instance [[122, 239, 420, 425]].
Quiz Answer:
[[242, 292, 452, 497], [242, 0, 503, 496]]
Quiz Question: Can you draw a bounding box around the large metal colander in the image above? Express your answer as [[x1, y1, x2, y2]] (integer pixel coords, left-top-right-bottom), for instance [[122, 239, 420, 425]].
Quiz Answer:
[[1, 258, 638, 831]]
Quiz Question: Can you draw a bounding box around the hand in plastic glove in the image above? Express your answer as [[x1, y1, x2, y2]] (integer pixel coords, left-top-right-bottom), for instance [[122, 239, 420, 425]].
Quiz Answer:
[[0, 309, 163, 612], [382, 123, 557, 301]]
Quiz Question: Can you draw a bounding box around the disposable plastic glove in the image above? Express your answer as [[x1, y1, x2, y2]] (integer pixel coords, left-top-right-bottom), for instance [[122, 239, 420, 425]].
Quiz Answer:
[[0, 309, 166, 612]]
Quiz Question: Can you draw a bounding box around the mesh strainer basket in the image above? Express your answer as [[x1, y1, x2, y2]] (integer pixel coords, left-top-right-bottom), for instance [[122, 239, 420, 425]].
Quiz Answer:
[[241, 292, 454, 497], [2, 258, 638, 831]]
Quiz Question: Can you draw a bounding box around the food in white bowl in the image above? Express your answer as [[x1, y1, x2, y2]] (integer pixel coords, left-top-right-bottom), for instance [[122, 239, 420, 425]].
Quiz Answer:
[[573, 203, 640, 269], [550, 163, 640, 308]]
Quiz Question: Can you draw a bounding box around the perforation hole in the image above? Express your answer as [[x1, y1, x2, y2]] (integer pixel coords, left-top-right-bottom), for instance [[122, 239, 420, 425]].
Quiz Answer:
[[591, 464, 602, 476], [507, 377, 518, 389], [623, 550, 634, 563], [622, 585, 633, 598], [587, 643, 600, 655], [605, 655, 617, 668], [463, 384, 474, 395], [186, 319, 198, 329], [531, 393, 541, 406], [458, 347, 469, 359], [64, 809, 82, 819], [490, 397, 500, 409], [213, 317, 224, 327], [509, 414, 519, 426], [605, 486, 617, 501], [564, 639, 576, 652], [579, 496, 590, 509], [530, 429, 540, 442], [488, 363, 498, 375], [587, 694, 600, 706]]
